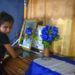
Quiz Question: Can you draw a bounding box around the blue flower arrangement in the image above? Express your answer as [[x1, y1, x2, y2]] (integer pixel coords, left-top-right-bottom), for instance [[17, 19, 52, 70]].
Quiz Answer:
[[41, 25, 59, 48], [25, 27, 32, 39]]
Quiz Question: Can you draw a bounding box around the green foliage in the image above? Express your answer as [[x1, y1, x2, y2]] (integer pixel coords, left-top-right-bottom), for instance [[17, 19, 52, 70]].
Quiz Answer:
[[42, 41, 52, 48]]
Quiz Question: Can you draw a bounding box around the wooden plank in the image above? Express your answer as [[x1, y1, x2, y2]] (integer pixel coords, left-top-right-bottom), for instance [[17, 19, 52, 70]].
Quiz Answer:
[[3, 56, 34, 75]]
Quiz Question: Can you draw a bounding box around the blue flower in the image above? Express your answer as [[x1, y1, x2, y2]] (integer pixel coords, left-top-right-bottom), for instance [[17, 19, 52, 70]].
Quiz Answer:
[[25, 28, 32, 35], [51, 30, 57, 35], [45, 25, 51, 30], [47, 35, 53, 42], [52, 26, 58, 33], [51, 26, 58, 35], [42, 28, 48, 35], [41, 34, 48, 41], [42, 25, 51, 35], [41, 25, 59, 48]]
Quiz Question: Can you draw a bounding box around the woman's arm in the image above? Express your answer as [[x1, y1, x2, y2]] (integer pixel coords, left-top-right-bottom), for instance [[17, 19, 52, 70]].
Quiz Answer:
[[4, 44, 18, 58]]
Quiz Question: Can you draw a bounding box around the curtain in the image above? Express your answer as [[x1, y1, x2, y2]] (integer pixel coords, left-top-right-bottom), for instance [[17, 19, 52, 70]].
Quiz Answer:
[[25, 0, 75, 57], [27, 0, 45, 19]]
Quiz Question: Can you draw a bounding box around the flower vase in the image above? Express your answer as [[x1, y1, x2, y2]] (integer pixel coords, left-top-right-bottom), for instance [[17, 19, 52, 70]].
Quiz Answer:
[[42, 48, 50, 60]]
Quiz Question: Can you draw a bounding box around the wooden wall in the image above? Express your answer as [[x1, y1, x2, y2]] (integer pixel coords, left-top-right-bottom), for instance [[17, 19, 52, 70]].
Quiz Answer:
[[70, 13, 75, 56], [24, 0, 75, 57]]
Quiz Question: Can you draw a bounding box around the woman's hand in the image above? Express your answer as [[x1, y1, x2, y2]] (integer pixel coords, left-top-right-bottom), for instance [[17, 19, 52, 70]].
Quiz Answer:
[[4, 44, 18, 58]]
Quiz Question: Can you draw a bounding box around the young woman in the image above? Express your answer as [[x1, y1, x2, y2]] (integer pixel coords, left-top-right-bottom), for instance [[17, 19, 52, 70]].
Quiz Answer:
[[0, 11, 18, 75]]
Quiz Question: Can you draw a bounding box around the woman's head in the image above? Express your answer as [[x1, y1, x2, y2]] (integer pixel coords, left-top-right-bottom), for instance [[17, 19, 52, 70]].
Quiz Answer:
[[0, 11, 14, 34]]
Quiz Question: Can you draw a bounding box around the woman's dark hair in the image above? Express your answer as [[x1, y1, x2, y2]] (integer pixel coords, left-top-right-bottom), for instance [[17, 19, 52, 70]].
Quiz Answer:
[[0, 11, 14, 26]]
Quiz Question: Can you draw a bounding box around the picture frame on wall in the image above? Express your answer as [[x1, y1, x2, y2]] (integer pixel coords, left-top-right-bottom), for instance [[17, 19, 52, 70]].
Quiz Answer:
[[18, 19, 37, 51]]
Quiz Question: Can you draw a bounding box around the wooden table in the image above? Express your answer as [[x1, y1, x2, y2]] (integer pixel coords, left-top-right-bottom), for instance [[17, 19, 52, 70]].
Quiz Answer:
[[2, 46, 40, 75], [3, 56, 36, 75]]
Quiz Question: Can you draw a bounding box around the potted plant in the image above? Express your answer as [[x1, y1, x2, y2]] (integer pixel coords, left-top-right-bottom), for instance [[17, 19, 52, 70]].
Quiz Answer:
[[41, 25, 59, 58]]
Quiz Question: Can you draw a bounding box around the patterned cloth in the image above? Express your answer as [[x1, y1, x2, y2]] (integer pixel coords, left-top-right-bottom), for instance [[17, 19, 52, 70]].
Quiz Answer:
[[25, 56, 75, 75], [26, 61, 60, 75]]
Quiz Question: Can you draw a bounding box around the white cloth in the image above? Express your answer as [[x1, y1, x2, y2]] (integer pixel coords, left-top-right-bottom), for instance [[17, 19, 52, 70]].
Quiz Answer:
[[34, 58, 75, 75]]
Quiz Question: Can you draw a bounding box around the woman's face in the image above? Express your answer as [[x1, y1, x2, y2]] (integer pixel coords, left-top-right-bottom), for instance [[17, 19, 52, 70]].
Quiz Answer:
[[0, 22, 12, 34]]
